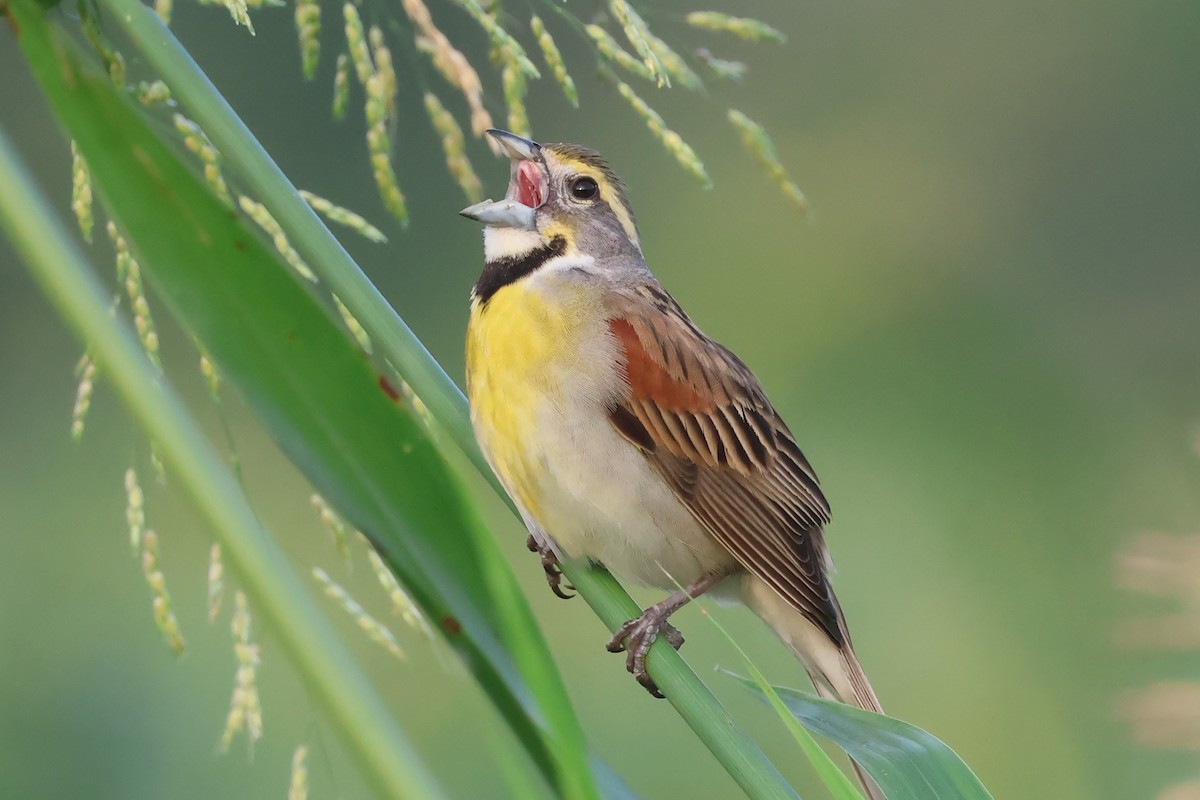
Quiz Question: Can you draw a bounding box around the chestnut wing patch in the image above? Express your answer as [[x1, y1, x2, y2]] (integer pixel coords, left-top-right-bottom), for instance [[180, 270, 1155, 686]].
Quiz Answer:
[[605, 287, 842, 642]]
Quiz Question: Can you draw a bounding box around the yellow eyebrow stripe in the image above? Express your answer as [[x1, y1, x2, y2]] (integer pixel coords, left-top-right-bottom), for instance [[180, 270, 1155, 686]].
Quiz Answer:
[[556, 159, 641, 251]]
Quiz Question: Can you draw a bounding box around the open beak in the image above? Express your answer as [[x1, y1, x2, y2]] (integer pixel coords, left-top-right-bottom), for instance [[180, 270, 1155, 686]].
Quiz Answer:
[[459, 130, 547, 231]]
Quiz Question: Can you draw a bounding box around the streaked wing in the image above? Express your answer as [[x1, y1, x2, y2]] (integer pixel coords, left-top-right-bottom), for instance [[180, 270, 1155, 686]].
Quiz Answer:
[[605, 283, 842, 643]]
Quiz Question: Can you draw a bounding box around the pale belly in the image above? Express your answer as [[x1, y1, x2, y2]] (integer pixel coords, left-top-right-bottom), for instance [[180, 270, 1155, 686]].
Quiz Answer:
[[467, 272, 735, 589]]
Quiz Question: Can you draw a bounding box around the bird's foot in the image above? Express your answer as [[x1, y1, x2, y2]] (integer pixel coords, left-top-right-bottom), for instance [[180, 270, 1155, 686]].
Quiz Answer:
[[606, 607, 686, 698], [526, 534, 574, 599]]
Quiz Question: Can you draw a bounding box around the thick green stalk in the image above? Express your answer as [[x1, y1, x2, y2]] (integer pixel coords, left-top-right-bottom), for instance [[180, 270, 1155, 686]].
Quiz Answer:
[[94, 3, 800, 797], [0, 125, 447, 800]]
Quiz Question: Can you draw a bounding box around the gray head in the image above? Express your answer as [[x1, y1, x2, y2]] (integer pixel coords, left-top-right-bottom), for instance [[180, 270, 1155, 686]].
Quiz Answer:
[[460, 130, 644, 262]]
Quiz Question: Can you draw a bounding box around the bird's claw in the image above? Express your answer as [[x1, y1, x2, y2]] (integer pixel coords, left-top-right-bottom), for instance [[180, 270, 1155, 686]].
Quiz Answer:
[[526, 534, 574, 599], [605, 610, 685, 698]]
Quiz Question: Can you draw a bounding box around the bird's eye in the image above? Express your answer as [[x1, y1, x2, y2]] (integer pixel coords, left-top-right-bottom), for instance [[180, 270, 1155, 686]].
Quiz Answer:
[[569, 176, 599, 201]]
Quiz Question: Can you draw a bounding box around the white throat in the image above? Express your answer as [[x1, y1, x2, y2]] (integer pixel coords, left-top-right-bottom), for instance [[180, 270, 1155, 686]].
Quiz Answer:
[[483, 226, 547, 261]]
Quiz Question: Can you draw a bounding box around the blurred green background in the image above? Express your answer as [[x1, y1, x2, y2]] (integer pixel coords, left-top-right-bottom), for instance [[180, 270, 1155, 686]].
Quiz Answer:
[[3, 0, 1199, 797]]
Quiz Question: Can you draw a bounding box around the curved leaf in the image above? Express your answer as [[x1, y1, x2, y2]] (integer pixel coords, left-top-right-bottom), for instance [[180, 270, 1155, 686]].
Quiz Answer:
[[731, 675, 994, 800]]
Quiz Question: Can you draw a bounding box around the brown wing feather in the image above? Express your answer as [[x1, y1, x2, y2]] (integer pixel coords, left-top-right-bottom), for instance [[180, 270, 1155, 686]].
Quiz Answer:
[[606, 284, 842, 643]]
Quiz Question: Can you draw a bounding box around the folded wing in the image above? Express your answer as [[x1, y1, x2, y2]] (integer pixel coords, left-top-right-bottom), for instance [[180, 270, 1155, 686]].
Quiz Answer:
[[605, 284, 843, 643]]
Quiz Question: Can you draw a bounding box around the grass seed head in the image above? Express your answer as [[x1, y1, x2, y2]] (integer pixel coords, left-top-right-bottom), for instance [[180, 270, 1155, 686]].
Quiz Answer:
[[423, 92, 483, 203], [332, 294, 373, 354], [364, 544, 432, 639], [140, 529, 187, 655], [136, 80, 174, 106], [294, 0, 321, 79], [208, 542, 225, 622], [694, 48, 747, 82], [500, 56, 531, 139], [401, 0, 494, 142], [369, 26, 398, 123], [332, 54, 351, 120], [310, 493, 352, 563], [343, 4, 374, 86], [70, 140, 93, 243], [364, 77, 409, 227], [173, 115, 232, 206], [647, 33, 703, 92], [728, 109, 808, 211], [238, 195, 318, 281], [608, 0, 669, 87], [288, 746, 309, 800], [71, 354, 97, 442], [456, 0, 539, 79], [221, 591, 263, 752], [108, 224, 163, 369], [530, 16, 578, 107], [614, 77, 711, 187], [686, 12, 786, 44], [300, 190, 388, 243], [586, 25, 653, 82], [313, 568, 405, 660]]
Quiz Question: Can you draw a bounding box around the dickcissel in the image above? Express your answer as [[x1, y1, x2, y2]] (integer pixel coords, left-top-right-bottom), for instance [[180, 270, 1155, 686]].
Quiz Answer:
[[461, 130, 882, 792]]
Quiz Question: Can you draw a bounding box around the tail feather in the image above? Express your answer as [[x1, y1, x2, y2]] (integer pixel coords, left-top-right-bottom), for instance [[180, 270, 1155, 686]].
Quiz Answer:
[[742, 575, 886, 800]]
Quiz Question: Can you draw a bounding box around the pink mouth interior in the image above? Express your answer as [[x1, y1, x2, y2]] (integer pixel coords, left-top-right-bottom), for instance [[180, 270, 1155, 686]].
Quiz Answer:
[[515, 160, 545, 208]]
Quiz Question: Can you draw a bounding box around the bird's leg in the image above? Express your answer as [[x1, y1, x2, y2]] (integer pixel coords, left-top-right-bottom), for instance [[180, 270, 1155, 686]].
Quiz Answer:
[[606, 570, 732, 698], [526, 533, 574, 599]]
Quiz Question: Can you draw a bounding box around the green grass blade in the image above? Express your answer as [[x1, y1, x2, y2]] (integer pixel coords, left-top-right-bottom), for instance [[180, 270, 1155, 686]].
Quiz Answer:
[[93, 4, 805, 796], [8, 7, 600, 798], [0, 126, 448, 800], [704, 647, 861, 798], [730, 676, 995, 800]]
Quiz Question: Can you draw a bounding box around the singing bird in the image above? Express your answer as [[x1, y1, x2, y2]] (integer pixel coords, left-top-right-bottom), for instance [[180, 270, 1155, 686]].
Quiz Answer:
[[461, 130, 883, 791]]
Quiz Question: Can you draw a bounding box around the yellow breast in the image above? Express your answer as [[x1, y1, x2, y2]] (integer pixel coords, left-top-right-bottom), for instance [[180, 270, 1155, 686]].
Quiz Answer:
[[466, 275, 610, 518]]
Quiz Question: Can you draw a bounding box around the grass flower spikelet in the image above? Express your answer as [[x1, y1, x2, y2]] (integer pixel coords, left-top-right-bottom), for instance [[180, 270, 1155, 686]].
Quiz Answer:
[[586, 25, 652, 81], [695, 48, 747, 82], [70, 140, 93, 243], [456, 0, 539, 79], [199, 350, 221, 399], [294, 0, 320, 79], [332, 54, 351, 120], [208, 542, 225, 622], [288, 746, 309, 800], [423, 92, 483, 203], [369, 26, 398, 123], [71, 353, 97, 441], [686, 12, 786, 44], [333, 294, 373, 354], [343, 4, 374, 87], [311, 493, 352, 563], [81, 7, 126, 85], [364, 75, 409, 227], [140, 529, 187, 655], [614, 77, 711, 187], [401, 0, 494, 141], [364, 543, 432, 639], [300, 190, 387, 243], [647, 32, 703, 92], [609, 0, 668, 87], [108, 222, 162, 369], [124, 467, 146, 554], [135, 80, 174, 106], [238, 195, 319, 281], [500, 56, 531, 139], [221, 591, 263, 752], [530, 16, 578, 107], [174, 114, 232, 206], [313, 568, 405, 660], [728, 109, 808, 211]]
